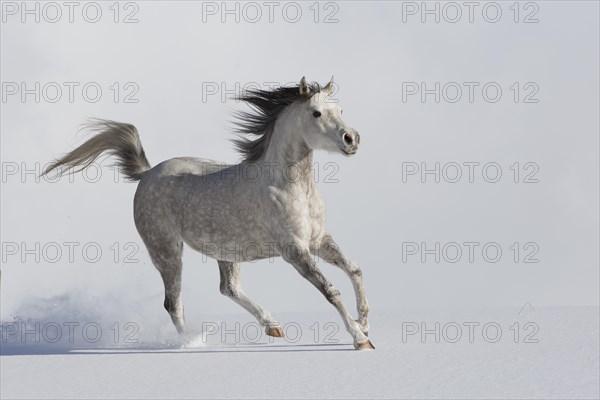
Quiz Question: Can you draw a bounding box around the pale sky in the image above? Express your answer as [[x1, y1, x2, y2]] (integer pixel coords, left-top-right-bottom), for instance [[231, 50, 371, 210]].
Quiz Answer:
[[1, 1, 598, 320]]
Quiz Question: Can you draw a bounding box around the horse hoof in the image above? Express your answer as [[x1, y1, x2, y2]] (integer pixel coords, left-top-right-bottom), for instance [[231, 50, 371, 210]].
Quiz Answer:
[[355, 340, 375, 350], [266, 326, 285, 338]]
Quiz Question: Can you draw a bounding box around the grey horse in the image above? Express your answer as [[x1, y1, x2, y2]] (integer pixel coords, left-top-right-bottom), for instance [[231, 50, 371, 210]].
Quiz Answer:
[[44, 77, 374, 350]]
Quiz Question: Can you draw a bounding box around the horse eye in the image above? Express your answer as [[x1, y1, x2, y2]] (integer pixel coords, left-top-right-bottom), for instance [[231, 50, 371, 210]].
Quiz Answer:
[[312, 111, 322, 118]]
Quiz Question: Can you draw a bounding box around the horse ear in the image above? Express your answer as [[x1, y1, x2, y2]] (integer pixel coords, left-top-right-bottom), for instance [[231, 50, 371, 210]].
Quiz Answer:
[[323, 76, 335, 94], [299, 76, 310, 95]]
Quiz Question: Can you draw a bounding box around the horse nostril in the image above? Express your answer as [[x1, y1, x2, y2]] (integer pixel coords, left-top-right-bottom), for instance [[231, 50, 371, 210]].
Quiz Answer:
[[356, 133, 360, 144], [343, 132, 353, 146]]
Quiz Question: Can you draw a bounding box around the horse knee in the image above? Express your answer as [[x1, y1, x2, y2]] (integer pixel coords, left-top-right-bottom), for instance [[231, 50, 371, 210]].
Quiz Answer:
[[359, 303, 369, 316], [350, 268, 363, 279], [164, 295, 176, 314], [219, 283, 230, 297], [220, 282, 239, 298], [324, 286, 342, 305]]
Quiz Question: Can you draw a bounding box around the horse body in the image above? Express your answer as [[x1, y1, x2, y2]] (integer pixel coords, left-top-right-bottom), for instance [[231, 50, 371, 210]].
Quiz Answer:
[[44, 77, 374, 349], [134, 153, 327, 262]]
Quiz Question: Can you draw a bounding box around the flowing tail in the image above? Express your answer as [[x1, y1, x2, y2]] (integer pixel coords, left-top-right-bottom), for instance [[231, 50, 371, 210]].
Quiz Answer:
[[43, 119, 151, 181]]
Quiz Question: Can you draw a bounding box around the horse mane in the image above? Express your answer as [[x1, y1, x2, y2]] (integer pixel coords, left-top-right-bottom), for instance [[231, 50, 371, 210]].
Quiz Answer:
[[232, 82, 322, 163]]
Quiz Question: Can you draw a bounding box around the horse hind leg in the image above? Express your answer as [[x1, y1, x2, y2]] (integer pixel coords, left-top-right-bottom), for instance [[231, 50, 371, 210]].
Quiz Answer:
[[147, 240, 185, 334], [217, 260, 283, 338]]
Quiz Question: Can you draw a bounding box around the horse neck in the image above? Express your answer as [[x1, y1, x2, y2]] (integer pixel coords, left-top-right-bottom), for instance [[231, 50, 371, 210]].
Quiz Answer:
[[260, 114, 314, 187]]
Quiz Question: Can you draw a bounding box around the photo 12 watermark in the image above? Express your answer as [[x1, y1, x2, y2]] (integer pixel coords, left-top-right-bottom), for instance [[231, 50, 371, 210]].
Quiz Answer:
[[1, 241, 142, 265], [401, 241, 540, 264], [401, 320, 540, 343], [1, 81, 140, 104], [200, 320, 341, 345], [401, 82, 540, 104], [401, 162, 540, 184], [1, 1, 140, 24], [1, 320, 140, 344], [201, 80, 339, 103], [200, 1, 340, 24], [400, 1, 540, 24]]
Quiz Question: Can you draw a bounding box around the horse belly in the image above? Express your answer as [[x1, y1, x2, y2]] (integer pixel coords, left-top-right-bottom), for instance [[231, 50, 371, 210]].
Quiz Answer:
[[181, 210, 279, 263], [183, 234, 281, 263]]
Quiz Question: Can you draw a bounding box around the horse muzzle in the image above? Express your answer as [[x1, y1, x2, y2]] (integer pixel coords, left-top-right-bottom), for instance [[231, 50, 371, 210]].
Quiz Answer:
[[341, 131, 360, 155]]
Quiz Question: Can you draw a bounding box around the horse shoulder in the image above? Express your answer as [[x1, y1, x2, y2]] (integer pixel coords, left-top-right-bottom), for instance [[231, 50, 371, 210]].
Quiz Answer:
[[262, 183, 326, 246]]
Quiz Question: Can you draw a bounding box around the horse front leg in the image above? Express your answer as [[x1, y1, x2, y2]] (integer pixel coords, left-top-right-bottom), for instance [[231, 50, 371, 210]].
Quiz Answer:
[[282, 245, 374, 350], [312, 234, 370, 335]]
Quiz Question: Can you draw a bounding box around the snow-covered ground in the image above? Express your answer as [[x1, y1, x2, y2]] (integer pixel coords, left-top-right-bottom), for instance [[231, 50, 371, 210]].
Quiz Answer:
[[1, 297, 598, 399]]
